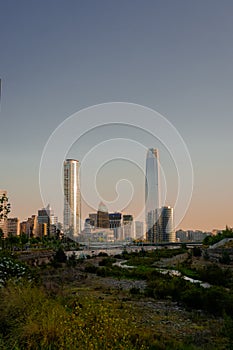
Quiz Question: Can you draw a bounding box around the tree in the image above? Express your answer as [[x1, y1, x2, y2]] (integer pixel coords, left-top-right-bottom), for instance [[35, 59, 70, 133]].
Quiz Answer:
[[54, 247, 67, 263], [0, 194, 10, 220], [20, 233, 29, 250], [0, 194, 11, 250], [0, 228, 4, 249], [193, 246, 202, 257], [6, 233, 19, 251]]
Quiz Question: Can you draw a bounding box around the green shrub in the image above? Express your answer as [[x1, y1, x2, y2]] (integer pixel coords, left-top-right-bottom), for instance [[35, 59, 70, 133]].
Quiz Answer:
[[53, 247, 67, 263], [99, 257, 116, 267]]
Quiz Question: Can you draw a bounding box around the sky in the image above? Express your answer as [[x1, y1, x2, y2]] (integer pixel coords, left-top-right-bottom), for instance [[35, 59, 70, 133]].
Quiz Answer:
[[0, 0, 233, 231]]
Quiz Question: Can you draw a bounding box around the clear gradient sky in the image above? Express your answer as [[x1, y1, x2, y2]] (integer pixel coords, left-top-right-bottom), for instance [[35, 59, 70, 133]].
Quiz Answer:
[[1, 0, 233, 231]]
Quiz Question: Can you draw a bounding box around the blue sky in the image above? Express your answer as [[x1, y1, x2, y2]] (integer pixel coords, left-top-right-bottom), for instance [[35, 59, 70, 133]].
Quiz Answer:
[[1, 0, 233, 230]]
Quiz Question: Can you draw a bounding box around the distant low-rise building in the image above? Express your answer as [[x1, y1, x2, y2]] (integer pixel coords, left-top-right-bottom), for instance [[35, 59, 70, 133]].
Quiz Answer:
[[20, 215, 38, 237], [7, 217, 20, 236], [176, 229, 211, 242]]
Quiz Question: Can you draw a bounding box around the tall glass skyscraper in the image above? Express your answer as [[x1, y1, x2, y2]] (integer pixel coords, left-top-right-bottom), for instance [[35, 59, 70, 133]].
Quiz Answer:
[[145, 148, 160, 243], [63, 159, 81, 238]]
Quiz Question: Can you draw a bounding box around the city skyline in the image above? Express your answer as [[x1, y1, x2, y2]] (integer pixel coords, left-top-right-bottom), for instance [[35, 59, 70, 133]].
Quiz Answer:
[[1, 1, 233, 231]]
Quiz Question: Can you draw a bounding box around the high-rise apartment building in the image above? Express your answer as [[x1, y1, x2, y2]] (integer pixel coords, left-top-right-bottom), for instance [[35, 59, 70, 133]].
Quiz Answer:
[[63, 159, 81, 238], [159, 206, 175, 242], [145, 149, 160, 243], [7, 218, 20, 236]]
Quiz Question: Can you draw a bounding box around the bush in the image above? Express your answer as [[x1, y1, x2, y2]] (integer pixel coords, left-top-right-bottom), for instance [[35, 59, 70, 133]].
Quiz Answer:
[[219, 251, 231, 265], [99, 257, 116, 267], [129, 287, 141, 295], [0, 254, 34, 286], [53, 247, 67, 263], [66, 252, 77, 267], [0, 283, 143, 349], [98, 252, 109, 257], [192, 247, 202, 257], [84, 264, 98, 274]]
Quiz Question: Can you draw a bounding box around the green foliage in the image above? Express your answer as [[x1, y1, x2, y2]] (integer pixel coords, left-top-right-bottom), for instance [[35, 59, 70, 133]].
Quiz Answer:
[[198, 264, 232, 287], [0, 253, 35, 286], [0, 194, 10, 220], [0, 283, 153, 349], [20, 233, 29, 248], [178, 266, 199, 279], [84, 263, 98, 274], [53, 247, 67, 264], [98, 251, 109, 257], [146, 270, 233, 317], [219, 250, 231, 264], [192, 247, 202, 257], [129, 287, 141, 295], [98, 257, 116, 267], [203, 226, 233, 246], [66, 252, 77, 267], [120, 248, 186, 267]]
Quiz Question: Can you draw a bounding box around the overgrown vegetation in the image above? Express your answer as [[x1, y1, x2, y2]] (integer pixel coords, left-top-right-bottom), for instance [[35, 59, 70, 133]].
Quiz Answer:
[[84, 248, 233, 319], [203, 226, 233, 246], [0, 246, 233, 349]]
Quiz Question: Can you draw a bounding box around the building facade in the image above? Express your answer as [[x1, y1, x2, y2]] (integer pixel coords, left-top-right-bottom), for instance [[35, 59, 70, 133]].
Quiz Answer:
[[63, 159, 81, 238]]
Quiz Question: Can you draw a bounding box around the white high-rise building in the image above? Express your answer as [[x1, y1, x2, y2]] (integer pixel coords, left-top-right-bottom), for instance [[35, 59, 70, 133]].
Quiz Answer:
[[145, 149, 160, 243], [63, 159, 81, 238]]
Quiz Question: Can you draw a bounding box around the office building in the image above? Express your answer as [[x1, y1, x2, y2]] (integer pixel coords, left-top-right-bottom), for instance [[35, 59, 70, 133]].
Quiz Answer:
[[145, 149, 160, 243], [20, 215, 38, 238], [135, 221, 144, 240], [109, 212, 122, 240], [97, 202, 110, 228], [89, 213, 97, 227], [63, 159, 81, 237], [38, 204, 58, 237], [123, 214, 134, 240]]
